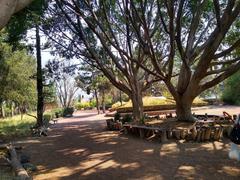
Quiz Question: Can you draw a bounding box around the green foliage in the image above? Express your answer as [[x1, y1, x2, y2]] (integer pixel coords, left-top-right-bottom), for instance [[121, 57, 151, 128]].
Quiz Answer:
[[0, 115, 36, 138], [114, 112, 121, 121], [52, 108, 63, 118], [43, 82, 57, 104], [5, 0, 47, 49], [121, 114, 133, 124], [63, 107, 74, 117], [0, 42, 37, 112], [4, 48, 37, 108], [222, 71, 240, 105], [74, 101, 96, 110], [43, 113, 52, 124]]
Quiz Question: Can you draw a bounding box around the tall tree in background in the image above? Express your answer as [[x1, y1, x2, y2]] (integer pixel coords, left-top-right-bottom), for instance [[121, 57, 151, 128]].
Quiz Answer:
[[0, 43, 12, 117], [5, 49, 37, 119], [43, 0, 159, 121], [5, 0, 48, 127], [35, 25, 44, 127], [48, 0, 240, 122], [46, 60, 79, 108]]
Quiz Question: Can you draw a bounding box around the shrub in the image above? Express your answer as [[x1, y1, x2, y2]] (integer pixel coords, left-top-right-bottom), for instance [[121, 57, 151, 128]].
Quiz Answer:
[[114, 112, 121, 121], [63, 107, 74, 117], [52, 108, 63, 118], [114, 96, 207, 113], [121, 114, 133, 124], [222, 70, 240, 105], [43, 113, 53, 124], [75, 101, 96, 110]]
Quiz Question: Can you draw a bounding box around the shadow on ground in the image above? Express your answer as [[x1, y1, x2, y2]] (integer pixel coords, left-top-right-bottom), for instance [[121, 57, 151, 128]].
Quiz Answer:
[[16, 112, 240, 180]]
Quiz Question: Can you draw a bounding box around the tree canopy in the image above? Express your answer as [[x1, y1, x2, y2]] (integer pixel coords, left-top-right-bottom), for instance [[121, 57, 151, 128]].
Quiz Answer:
[[42, 0, 240, 121]]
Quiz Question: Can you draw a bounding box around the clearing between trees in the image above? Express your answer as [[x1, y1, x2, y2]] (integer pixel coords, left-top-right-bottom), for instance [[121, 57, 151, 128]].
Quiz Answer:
[[4, 107, 240, 180]]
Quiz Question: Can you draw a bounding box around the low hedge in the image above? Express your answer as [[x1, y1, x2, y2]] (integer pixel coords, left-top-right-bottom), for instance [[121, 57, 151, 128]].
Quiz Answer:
[[115, 97, 207, 113]]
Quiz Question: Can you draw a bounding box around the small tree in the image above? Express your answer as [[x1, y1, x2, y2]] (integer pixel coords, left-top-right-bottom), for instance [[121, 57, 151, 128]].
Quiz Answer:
[[46, 60, 79, 108]]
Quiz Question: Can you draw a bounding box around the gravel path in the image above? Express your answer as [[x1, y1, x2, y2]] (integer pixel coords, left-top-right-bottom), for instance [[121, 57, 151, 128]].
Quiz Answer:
[[17, 106, 240, 180]]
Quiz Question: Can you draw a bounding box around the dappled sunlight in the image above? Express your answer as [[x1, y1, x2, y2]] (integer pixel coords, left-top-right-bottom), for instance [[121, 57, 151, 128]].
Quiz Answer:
[[220, 166, 240, 176], [35, 167, 74, 180], [57, 148, 89, 156], [15, 139, 42, 144], [13, 112, 239, 180], [121, 162, 140, 170], [174, 165, 196, 179], [160, 143, 180, 156], [81, 159, 120, 176], [200, 141, 230, 151], [142, 149, 154, 154]]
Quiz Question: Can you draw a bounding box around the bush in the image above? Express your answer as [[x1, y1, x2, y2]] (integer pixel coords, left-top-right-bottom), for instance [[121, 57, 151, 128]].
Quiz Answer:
[[75, 101, 96, 110], [222, 70, 240, 105], [114, 112, 121, 121], [63, 107, 74, 117], [114, 96, 207, 113], [43, 113, 53, 124], [52, 108, 63, 118], [121, 114, 133, 124]]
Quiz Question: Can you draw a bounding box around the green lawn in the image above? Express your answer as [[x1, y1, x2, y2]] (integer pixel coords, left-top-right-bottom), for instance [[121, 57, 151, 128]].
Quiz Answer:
[[0, 114, 36, 139]]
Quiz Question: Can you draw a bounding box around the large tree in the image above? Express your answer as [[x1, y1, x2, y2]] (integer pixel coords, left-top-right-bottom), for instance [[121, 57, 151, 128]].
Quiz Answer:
[[4, 0, 48, 127], [43, 0, 159, 121], [49, 0, 240, 122]]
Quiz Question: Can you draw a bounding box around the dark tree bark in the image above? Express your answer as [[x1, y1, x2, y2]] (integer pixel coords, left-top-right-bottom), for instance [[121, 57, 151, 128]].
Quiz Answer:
[[0, 102, 5, 118], [94, 89, 100, 114], [101, 90, 106, 113], [36, 25, 44, 127], [131, 92, 144, 122]]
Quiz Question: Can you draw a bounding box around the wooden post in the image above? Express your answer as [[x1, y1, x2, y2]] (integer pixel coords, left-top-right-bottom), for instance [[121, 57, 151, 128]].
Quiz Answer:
[[123, 127, 128, 135], [201, 129, 206, 141], [213, 128, 220, 141], [160, 130, 168, 143], [196, 129, 202, 142], [174, 130, 181, 140], [139, 129, 145, 139], [167, 130, 173, 139], [191, 127, 197, 140], [205, 128, 211, 141]]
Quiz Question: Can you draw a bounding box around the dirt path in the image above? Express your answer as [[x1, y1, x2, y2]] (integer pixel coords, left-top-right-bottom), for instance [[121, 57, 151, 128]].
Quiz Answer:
[[16, 107, 240, 180]]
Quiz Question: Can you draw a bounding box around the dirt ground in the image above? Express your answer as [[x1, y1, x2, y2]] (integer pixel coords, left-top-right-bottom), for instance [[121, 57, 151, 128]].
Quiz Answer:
[[11, 106, 240, 179]]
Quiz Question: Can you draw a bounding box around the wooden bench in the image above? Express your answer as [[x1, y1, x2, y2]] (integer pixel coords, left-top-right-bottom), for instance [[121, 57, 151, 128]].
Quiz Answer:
[[123, 124, 168, 142], [51, 119, 58, 124]]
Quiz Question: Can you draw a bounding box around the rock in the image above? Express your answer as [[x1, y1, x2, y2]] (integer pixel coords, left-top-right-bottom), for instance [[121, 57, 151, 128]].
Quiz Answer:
[[22, 163, 37, 172], [20, 154, 30, 164]]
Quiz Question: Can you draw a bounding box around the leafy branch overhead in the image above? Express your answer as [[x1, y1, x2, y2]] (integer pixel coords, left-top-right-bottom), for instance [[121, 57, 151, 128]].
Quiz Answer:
[[43, 0, 240, 122]]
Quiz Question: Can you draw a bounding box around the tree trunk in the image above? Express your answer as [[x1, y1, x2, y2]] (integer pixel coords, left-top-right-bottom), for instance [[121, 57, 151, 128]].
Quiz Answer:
[[11, 102, 14, 117], [36, 25, 44, 127], [175, 96, 196, 122], [131, 90, 144, 122], [102, 90, 106, 113], [119, 90, 123, 106], [1, 102, 5, 118], [94, 89, 100, 114]]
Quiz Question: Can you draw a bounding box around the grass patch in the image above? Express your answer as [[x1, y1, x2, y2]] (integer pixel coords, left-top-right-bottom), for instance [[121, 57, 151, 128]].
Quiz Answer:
[[0, 114, 36, 139], [111, 96, 207, 112]]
